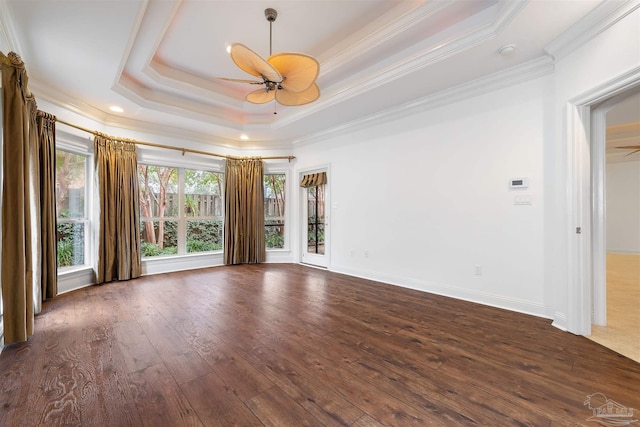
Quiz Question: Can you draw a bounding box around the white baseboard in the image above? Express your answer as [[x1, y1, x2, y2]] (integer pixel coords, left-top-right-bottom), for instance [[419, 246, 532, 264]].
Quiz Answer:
[[330, 263, 550, 320], [142, 252, 225, 276], [58, 267, 95, 294], [551, 312, 568, 331]]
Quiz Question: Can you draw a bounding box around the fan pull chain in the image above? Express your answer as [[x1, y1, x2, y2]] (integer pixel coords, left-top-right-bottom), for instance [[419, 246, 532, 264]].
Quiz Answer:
[[273, 100, 277, 115]]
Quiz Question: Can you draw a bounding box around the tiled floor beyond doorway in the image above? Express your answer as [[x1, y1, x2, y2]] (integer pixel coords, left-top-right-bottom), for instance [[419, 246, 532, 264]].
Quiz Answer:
[[589, 252, 640, 363]]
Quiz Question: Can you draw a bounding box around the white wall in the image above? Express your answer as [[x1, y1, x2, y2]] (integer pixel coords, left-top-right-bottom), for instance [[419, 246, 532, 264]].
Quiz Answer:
[[293, 5, 640, 327], [606, 160, 640, 253], [295, 76, 549, 317]]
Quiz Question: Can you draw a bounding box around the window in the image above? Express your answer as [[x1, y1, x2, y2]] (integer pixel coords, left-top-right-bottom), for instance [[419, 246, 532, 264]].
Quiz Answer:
[[139, 165, 179, 257], [56, 149, 89, 269], [138, 165, 224, 257], [264, 174, 286, 249], [184, 169, 224, 253], [307, 184, 325, 254]]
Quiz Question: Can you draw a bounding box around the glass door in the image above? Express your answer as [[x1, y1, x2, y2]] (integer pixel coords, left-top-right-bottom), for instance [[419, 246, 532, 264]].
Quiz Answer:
[[302, 181, 329, 267]]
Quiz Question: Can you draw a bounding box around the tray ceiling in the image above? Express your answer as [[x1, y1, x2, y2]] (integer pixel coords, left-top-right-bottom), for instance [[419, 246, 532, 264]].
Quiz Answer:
[[2, 0, 604, 148]]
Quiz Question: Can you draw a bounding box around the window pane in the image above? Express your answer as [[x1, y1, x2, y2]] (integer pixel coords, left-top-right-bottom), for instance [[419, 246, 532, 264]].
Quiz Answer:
[[184, 169, 224, 217], [57, 222, 85, 267], [56, 151, 85, 219], [307, 185, 325, 254], [264, 174, 285, 249], [138, 165, 178, 218], [187, 220, 223, 253], [140, 220, 178, 257]]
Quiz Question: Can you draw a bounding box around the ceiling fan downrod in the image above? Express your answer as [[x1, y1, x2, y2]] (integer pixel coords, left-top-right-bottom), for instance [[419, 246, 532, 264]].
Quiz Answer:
[[265, 8, 277, 56]]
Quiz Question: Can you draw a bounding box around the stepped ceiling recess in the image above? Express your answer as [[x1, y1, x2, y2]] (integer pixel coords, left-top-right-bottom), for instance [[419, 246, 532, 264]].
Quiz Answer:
[[0, 0, 629, 148]]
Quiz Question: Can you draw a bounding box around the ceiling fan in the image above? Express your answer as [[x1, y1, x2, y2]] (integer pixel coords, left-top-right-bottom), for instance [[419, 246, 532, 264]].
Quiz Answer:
[[616, 145, 640, 156], [220, 8, 320, 108]]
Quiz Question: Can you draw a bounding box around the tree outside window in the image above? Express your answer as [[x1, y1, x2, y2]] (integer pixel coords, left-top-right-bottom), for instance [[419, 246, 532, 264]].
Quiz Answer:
[[185, 169, 224, 253], [264, 174, 286, 249], [138, 165, 224, 257]]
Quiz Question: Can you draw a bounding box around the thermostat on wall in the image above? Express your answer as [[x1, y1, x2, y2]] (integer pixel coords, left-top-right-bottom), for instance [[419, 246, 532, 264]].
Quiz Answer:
[[509, 177, 529, 189]]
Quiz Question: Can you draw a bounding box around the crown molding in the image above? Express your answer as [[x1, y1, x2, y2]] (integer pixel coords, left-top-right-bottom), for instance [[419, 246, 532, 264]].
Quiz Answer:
[[276, 0, 529, 130], [319, 0, 451, 76], [32, 79, 293, 151], [30, 80, 110, 123], [0, 0, 20, 52], [544, 0, 640, 61], [293, 55, 554, 147]]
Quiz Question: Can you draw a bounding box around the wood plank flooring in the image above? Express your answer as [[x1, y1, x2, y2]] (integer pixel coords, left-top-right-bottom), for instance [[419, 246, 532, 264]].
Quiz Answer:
[[1, 263, 639, 426], [589, 252, 640, 363]]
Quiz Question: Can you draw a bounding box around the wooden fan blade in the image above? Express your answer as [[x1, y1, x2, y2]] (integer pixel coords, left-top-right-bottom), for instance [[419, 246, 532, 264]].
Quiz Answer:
[[268, 53, 319, 93], [230, 43, 282, 82], [615, 145, 640, 156], [275, 83, 320, 106], [218, 77, 264, 84], [246, 88, 276, 104]]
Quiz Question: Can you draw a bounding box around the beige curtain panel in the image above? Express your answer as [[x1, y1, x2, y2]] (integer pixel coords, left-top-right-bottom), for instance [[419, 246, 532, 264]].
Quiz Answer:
[[224, 158, 265, 265], [300, 172, 327, 188], [95, 135, 142, 284], [1, 52, 37, 344], [36, 111, 58, 301]]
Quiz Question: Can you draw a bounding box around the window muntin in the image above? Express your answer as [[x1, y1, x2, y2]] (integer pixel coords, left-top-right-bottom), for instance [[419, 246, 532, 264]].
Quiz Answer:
[[56, 150, 89, 269], [264, 174, 286, 249]]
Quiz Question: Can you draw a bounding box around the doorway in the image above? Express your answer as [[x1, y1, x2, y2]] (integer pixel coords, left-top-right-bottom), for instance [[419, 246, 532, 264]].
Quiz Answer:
[[588, 92, 640, 363], [565, 69, 640, 337], [300, 169, 329, 268]]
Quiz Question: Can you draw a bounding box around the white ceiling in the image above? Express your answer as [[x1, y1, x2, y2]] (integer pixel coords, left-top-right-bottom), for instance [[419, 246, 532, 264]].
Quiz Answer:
[[0, 0, 615, 149]]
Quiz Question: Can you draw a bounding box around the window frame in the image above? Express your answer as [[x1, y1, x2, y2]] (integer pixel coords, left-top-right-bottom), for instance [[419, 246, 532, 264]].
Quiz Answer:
[[138, 162, 225, 259], [264, 167, 289, 252], [55, 142, 94, 273]]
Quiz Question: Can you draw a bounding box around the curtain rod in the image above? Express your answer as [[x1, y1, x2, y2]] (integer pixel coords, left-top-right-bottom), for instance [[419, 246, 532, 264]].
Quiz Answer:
[[55, 118, 295, 162]]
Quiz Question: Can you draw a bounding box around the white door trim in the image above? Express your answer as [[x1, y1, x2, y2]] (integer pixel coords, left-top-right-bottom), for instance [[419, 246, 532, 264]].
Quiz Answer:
[[566, 66, 640, 335], [299, 165, 330, 268]]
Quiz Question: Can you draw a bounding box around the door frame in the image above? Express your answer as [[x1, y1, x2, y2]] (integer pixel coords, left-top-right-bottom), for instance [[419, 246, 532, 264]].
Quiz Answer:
[[299, 165, 330, 268], [566, 66, 640, 335]]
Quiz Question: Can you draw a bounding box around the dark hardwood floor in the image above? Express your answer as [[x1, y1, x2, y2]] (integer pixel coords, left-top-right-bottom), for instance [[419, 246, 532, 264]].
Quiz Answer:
[[1, 264, 639, 426]]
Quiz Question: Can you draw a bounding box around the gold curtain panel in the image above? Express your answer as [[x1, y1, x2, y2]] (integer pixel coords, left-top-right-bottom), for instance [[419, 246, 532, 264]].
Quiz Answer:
[[300, 172, 327, 188], [224, 158, 266, 265], [1, 51, 36, 344], [95, 136, 142, 283]]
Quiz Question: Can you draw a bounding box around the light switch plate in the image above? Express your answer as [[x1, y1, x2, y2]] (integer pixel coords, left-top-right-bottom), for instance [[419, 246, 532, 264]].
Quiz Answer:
[[514, 194, 532, 205]]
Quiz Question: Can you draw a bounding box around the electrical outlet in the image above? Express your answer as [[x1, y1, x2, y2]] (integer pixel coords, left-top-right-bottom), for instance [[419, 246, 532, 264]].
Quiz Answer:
[[475, 265, 482, 275]]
